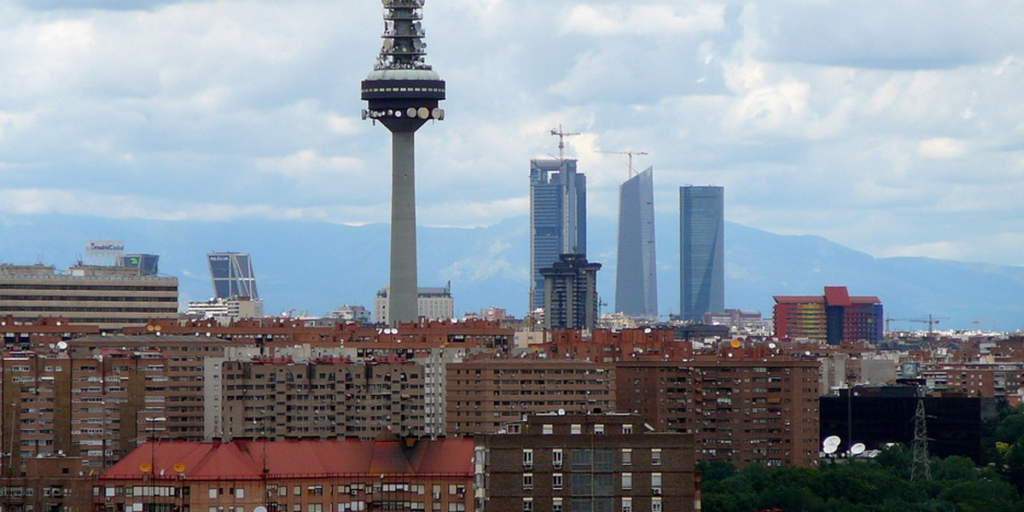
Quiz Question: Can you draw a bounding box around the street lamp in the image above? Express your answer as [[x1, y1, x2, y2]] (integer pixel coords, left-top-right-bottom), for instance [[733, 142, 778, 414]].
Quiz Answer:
[[140, 417, 166, 512]]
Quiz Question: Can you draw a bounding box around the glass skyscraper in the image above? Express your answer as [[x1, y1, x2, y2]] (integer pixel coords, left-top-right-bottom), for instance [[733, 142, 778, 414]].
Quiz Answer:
[[615, 167, 658, 319], [207, 252, 259, 300], [530, 159, 587, 311], [680, 186, 724, 321]]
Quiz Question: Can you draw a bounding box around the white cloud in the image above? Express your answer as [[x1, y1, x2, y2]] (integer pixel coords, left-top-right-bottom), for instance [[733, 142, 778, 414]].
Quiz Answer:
[[255, 150, 363, 179], [918, 138, 969, 160], [561, 4, 725, 37]]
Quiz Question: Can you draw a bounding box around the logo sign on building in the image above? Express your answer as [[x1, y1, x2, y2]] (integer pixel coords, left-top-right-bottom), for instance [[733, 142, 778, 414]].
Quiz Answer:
[[86, 240, 125, 255]]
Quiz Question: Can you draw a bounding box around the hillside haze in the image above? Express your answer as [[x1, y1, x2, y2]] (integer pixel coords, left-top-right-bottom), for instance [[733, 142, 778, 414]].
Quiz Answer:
[[2, 215, 1023, 331]]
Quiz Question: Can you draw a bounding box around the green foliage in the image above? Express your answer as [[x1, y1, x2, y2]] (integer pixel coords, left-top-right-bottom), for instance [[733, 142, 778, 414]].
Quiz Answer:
[[700, 447, 1024, 512]]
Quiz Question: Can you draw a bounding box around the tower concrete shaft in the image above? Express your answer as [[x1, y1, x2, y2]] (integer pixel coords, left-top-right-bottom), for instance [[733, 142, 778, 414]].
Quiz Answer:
[[389, 131, 418, 325], [361, 0, 445, 326]]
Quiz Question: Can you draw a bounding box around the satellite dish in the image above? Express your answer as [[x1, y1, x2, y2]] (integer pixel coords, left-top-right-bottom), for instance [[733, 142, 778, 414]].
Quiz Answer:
[[851, 443, 866, 455], [383, 39, 394, 50], [140, 463, 153, 473], [768, 342, 777, 349], [823, 444, 838, 455], [730, 340, 741, 349], [644, 328, 652, 334], [824, 435, 841, 447], [173, 463, 186, 473], [255, 507, 268, 512], [558, 409, 566, 416]]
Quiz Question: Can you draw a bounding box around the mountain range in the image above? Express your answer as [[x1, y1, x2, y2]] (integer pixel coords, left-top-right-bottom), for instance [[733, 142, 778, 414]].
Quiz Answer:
[[2, 214, 1023, 331]]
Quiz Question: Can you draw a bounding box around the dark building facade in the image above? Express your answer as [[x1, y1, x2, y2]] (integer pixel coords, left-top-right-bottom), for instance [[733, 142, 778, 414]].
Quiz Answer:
[[679, 186, 724, 322], [207, 252, 258, 300], [531, 159, 587, 311], [476, 413, 698, 512], [820, 395, 996, 463], [615, 167, 658, 319], [541, 254, 602, 331]]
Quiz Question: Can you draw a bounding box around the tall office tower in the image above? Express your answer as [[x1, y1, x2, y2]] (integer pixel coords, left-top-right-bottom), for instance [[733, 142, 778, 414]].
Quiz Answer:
[[680, 186, 724, 321], [615, 167, 658, 319], [361, 0, 446, 326], [529, 158, 587, 310], [207, 252, 259, 299], [540, 253, 602, 330]]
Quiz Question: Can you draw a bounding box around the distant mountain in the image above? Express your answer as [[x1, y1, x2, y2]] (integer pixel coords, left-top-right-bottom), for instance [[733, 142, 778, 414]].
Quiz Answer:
[[2, 214, 1023, 331]]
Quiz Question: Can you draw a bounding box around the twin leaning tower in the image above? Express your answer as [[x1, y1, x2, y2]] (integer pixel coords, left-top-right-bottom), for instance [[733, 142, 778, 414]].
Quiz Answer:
[[360, 0, 445, 325]]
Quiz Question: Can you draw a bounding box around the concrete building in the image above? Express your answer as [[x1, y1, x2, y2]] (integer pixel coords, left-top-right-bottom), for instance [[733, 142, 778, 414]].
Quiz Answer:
[[207, 252, 258, 300], [361, 0, 446, 326], [476, 413, 698, 512], [330, 305, 372, 323], [96, 437, 475, 512], [540, 254, 602, 331], [615, 167, 658, 320], [186, 297, 264, 322], [216, 356, 426, 441], [530, 158, 587, 311], [679, 186, 724, 322], [773, 286, 884, 344], [446, 358, 615, 437], [374, 284, 455, 324], [0, 264, 178, 331]]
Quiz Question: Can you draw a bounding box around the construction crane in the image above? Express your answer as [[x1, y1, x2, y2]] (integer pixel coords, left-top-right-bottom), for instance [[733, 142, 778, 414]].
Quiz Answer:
[[597, 149, 649, 178], [550, 124, 580, 161], [887, 314, 948, 336]]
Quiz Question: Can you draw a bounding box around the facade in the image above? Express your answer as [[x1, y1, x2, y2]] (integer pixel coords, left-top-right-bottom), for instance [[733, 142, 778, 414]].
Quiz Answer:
[[773, 286, 883, 344], [476, 413, 698, 512], [216, 357, 426, 440], [207, 252, 259, 300], [679, 186, 724, 322], [615, 353, 821, 467], [541, 254, 601, 331], [446, 358, 615, 437], [0, 264, 178, 331], [115, 254, 160, 277], [330, 305, 372, 323], [96, 437, 474, 512], [186, 297, 264, 322], [0, 456, 94, 512], [374, 285, 455, 324], [530, 159, 587, 311], [615, 167, 658, 320]]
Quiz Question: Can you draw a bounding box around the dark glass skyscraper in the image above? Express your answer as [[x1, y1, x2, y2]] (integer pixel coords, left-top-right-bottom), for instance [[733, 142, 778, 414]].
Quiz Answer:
[[530, 158, 586, 311], [208, 252, 259, 300], [615, 167, 658, 319], [680, 186, 724, 321]]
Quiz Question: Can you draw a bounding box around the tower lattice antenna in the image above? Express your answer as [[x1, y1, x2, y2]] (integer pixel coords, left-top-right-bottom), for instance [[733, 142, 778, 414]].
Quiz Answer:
[[598, 150, 649, 178], [550, 124, 580, 161], [910, 399, 931, 481]]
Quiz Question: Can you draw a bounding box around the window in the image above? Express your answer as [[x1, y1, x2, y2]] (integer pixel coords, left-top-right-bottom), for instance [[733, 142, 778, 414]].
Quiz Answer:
[[652, 448, 662, 466], [621, 473, 632, 490], [594, 424, 605, 435], [623, 424, 633, 434], [522, 498, 533, 512], [571, 424, 582, 435], [235, 489, 244, 499], [543, 424, 553, 435], [279, 487, 287, 497], [652, 473, 662, 494], [553, 473, 563, 490], [553, 449, 563, 469], [652, 498, 662, 512], [208, 489, 217, 499], [294, 486, 301, 496], [309, 505, 323, 512], [622, 449, 632, 466], [523, 473, 533, 490], [523, 449, 533, 469], [552, 498, 563, 512], [622, 498, 632, 512]]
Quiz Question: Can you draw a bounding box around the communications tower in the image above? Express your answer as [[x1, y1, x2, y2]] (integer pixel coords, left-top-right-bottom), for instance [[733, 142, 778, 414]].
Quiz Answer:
[[361, 0, 446, 325]]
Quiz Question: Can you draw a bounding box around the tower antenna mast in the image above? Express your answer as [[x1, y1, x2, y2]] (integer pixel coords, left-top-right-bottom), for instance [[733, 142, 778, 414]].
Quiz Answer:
[[598, 150, 649, 178], [550, 124, 580, 161]]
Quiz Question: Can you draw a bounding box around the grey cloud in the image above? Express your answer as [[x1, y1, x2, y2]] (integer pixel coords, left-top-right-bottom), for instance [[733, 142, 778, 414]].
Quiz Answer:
[[16, 0, 213, 11]]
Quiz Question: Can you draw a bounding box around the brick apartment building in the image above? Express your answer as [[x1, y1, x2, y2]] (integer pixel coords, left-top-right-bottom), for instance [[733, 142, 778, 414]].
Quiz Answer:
[[217, 357, 426, 440], [773, 286, 883, 344], [616, 352, 821, 467], [446, 358, 615, 437], [94, 436, 475, 512], [0, 456, 95, 512], [476, 413, 698, 512]]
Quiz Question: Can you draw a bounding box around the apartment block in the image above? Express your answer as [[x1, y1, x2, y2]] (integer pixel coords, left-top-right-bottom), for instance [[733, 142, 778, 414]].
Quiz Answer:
[[446, 358, 615, 437], [476, 413, 698, 512]]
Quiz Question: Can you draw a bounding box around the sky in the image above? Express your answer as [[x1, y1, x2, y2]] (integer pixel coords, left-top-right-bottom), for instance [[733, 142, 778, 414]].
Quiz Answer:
[[2, 0, 1024, 268]]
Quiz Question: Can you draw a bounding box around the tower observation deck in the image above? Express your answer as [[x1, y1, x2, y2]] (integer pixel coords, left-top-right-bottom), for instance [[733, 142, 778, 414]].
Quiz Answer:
[[361, 0, 446, 326]]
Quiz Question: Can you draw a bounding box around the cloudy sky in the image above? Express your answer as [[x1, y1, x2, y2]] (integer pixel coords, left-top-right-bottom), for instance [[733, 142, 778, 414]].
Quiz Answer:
[[2, 0, 1023, 267]]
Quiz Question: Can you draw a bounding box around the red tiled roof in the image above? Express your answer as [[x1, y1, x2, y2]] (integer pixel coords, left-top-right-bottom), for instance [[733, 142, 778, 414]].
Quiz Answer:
[[100, 438, 474, 481], [773, 296, 825, 304]]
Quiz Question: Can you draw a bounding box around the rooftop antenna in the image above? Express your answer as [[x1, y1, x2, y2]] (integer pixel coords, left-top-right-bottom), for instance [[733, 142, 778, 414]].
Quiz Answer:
[[550, 124, 580, 161], [597, 150, 649, 178]]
